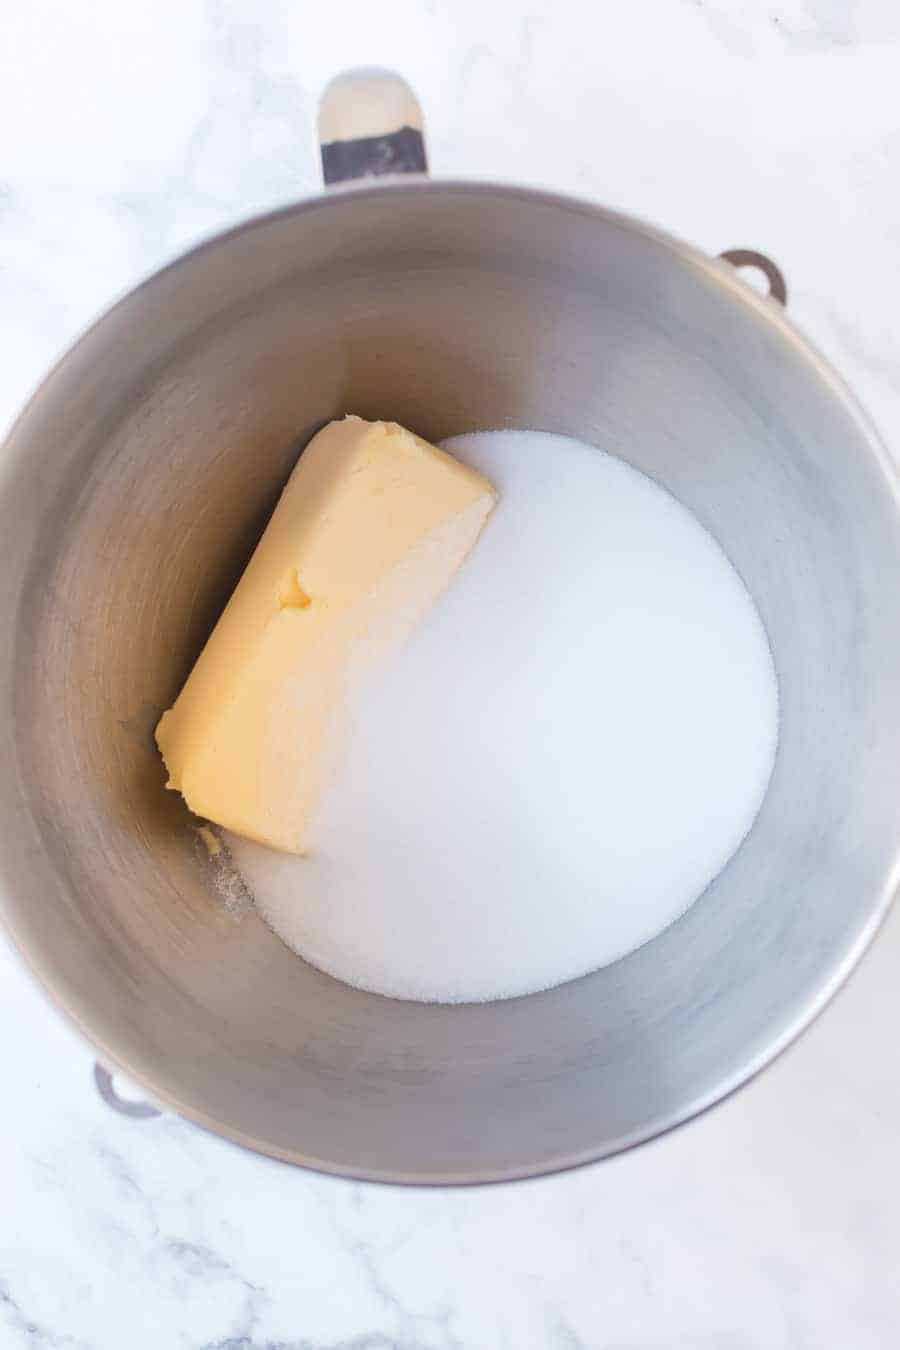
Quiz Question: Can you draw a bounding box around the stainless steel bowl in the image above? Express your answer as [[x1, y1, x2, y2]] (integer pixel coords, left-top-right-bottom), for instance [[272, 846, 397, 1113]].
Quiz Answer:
[[1, 74, 899, 1183]]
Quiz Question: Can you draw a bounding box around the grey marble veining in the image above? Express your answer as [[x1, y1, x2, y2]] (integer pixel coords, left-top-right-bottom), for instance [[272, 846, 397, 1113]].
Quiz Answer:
[[2, 0, 900, 1346]]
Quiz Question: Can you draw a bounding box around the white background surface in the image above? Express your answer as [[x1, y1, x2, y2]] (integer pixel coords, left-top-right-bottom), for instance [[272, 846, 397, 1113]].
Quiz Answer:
[[2, 1, 900, 1346]]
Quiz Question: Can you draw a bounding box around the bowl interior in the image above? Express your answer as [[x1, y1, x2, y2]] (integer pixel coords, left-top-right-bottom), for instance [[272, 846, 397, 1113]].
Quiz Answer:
[[3, 184, 900, 1182]]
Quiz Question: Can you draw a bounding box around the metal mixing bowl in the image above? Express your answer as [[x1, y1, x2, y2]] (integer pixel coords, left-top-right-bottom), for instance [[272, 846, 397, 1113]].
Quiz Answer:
[[1, 84, 899, 1183]]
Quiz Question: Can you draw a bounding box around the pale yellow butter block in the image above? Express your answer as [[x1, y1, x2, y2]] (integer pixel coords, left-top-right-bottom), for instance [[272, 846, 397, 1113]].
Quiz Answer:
[[155, 416, 496, 853]]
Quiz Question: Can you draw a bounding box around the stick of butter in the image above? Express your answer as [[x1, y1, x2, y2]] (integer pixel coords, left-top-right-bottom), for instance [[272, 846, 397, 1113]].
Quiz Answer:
[[155, 416, 496, 853]]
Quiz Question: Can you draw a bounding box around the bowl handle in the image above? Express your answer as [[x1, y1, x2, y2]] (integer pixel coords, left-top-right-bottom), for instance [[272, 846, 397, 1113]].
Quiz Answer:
[[719, 249, 788, 306], [93, 1062, 161, 1119], [318, 68, 428, 187]]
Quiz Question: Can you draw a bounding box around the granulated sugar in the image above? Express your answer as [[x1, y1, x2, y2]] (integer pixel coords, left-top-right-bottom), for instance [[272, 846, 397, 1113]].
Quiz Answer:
[[226, 430, 779, 1003]]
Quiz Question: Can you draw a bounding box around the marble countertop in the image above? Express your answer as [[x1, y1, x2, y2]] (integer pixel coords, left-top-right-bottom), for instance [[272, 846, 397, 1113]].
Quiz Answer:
[[3, 1, 900, 1346]]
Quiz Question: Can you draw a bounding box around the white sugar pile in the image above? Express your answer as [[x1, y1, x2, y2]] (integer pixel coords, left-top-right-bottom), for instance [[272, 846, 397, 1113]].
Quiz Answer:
[[226, 429, 778, 1003]]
